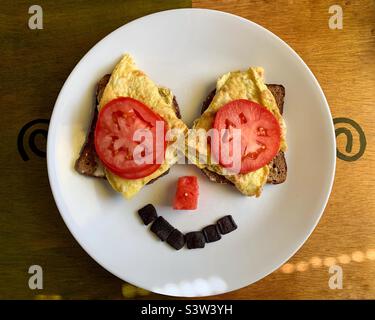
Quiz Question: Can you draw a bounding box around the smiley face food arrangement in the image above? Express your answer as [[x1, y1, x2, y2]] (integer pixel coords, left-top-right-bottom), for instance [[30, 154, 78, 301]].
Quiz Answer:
[[75, 54, 287, 249]]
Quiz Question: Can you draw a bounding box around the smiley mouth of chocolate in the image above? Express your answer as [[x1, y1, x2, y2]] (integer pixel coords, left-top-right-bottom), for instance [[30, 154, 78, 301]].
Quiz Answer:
[[137, 203, 237, 250]]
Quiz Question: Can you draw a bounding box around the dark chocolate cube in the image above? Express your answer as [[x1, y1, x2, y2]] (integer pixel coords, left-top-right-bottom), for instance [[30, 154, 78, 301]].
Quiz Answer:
[[166, 229, 185, 250], [185, 231, 205, 249], [138, 204, 158, 225], [202, 224, 221, 243], [150, 216, 174, 241], [217, 215, 237, 235]]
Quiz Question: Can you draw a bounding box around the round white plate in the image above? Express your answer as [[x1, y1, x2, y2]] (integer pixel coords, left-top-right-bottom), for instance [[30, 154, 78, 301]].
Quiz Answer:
[[47, 9, 335, 297]]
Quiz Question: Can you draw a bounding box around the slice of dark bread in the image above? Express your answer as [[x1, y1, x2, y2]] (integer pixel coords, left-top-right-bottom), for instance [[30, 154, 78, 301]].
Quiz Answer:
[[200, 84, 287, 185], [74, 74, 110, 178], [74, 74, 182, 184]]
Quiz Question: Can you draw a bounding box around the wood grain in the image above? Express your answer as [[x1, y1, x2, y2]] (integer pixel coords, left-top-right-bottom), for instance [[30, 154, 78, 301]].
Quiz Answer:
[[193, 0, 375, 299]]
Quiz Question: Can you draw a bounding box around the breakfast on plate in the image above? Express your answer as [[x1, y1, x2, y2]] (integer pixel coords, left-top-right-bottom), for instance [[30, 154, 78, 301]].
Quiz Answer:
[[74, 54, 287, 250], [75, 54, 188, 199], [137, 203, 237, 250], [187, 67, 287, 197]]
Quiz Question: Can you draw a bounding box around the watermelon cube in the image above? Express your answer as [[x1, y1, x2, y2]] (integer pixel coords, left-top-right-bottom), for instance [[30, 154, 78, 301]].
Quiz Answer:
[[173, 176, 199, 210]]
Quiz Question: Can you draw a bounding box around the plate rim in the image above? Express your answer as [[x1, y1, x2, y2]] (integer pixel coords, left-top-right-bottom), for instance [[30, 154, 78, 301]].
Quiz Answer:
[[47, 8, 336, 297]]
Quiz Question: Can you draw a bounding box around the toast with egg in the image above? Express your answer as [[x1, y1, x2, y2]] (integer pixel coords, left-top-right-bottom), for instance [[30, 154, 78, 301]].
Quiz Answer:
[[75, 75, 182, 181], [200, 85, 287, 185], [188, 67, 287, 197], [75, 54, 188, 199]]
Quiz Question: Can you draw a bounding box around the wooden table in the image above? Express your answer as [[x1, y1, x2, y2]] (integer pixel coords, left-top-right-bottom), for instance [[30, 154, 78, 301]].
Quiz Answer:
[[1, 0, 374, 299]]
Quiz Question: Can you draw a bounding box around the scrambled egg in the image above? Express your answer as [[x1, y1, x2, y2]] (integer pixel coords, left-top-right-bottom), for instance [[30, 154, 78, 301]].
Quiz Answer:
[[190, 67, 287, 197], [99, 54, 188, 199]]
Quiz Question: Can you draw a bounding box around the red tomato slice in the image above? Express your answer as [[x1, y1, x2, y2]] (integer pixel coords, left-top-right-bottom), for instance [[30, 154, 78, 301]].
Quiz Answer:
[[94, 97, 167, 179], [212, 99, 281, 174], [173, 176, 199, 210]]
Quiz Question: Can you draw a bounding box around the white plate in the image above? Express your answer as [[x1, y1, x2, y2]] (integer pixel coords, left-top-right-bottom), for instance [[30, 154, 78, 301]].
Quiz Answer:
[[47, 9, 335, 297]]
